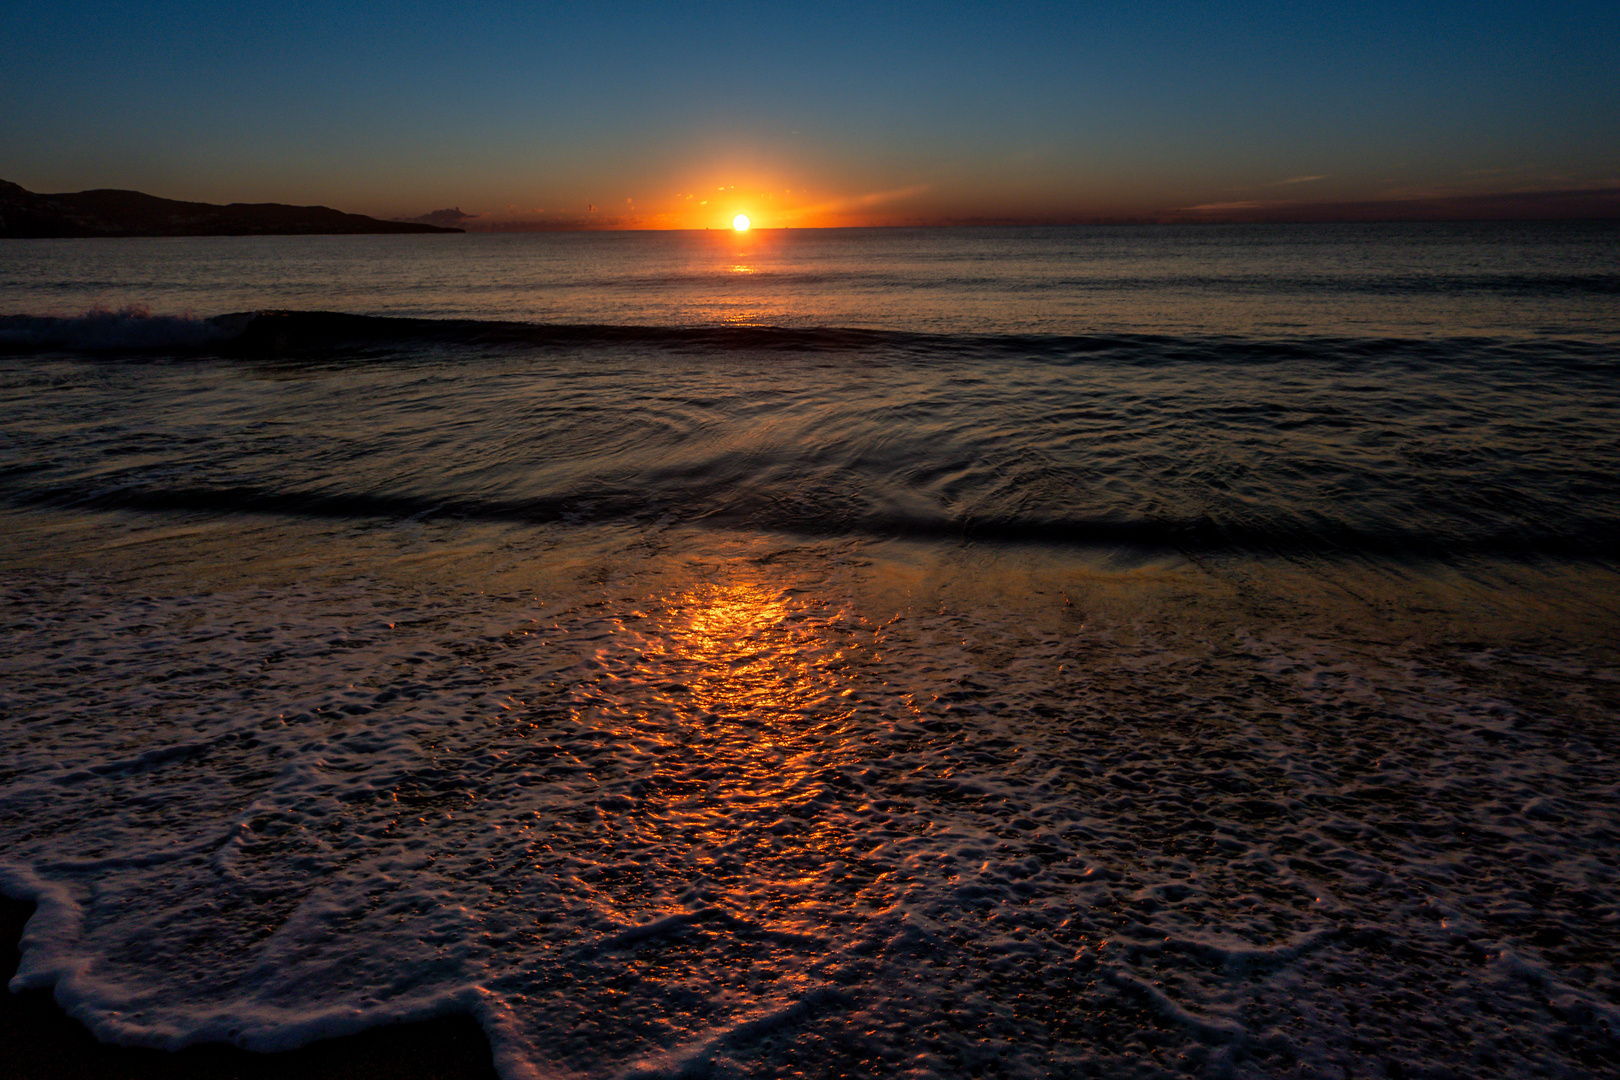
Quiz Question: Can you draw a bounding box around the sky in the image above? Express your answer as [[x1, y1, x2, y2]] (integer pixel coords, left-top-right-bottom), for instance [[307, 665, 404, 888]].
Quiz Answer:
[[3, 1, 1618, 228]]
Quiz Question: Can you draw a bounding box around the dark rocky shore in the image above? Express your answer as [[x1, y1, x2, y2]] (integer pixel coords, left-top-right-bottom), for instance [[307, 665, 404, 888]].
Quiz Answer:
[[0, 180, 462, 238]]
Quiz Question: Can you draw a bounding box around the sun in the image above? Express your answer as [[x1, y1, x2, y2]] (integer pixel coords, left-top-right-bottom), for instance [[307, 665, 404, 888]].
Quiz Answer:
[[732, 214, 751, 232]]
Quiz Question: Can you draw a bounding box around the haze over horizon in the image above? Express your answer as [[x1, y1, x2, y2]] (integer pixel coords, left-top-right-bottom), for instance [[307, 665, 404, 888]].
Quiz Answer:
[[4, 0, 1618, 229]]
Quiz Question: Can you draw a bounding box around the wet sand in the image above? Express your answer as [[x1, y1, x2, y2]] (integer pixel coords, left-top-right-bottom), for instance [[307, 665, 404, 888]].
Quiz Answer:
[[3, 515, 1619, 1078]]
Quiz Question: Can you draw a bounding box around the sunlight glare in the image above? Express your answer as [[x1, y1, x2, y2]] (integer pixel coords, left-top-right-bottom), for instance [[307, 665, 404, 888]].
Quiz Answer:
[[732, 214, 751, 232]]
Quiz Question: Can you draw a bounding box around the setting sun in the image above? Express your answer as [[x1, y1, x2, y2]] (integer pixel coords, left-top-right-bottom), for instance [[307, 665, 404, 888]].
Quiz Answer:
[[732, 214, 750, 232]]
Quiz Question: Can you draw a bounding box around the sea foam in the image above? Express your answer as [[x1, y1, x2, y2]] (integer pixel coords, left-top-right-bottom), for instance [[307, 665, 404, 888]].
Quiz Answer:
[[3, 537, 1617, 1079]]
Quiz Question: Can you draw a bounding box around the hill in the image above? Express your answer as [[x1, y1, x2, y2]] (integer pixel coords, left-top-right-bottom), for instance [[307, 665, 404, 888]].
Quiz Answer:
[[0, 180, 461, 237]]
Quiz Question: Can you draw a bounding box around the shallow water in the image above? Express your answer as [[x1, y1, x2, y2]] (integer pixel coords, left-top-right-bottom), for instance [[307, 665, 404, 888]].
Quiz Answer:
[[4, 518, 1618, 1079], [2, 225, 1618, 1078]]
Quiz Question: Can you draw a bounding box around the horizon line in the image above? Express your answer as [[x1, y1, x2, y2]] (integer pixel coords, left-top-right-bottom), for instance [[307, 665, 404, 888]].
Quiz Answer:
[[412, 186, 1620, 231]]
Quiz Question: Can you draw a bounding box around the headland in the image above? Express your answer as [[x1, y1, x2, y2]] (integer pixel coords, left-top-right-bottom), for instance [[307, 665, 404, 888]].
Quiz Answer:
[[0, 180, 461, 238]]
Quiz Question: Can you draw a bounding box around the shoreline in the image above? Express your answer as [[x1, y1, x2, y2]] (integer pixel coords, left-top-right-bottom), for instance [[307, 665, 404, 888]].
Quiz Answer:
[[1, 897, 500, 1080]]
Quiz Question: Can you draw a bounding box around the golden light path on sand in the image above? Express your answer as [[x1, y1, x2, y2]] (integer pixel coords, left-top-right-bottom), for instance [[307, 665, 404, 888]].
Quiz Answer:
[[1, 517, 1618, 1078]]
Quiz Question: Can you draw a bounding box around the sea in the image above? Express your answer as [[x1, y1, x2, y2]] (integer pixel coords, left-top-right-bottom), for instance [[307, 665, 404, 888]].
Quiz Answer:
[[1, 223, 1618, 1079]]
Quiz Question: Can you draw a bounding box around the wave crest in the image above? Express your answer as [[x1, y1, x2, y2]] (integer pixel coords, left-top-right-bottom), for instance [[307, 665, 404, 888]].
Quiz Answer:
[[2, 309, 1613, 374], [0, 306, 235, 353]]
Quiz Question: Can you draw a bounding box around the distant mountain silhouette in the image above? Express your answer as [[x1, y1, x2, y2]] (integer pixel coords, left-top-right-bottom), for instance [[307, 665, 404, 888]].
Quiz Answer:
[[0, 180, 463, 237]]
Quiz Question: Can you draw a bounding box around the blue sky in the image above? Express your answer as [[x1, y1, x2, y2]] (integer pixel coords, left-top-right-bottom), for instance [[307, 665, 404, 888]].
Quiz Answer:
[[3, 1, 1616, 226]]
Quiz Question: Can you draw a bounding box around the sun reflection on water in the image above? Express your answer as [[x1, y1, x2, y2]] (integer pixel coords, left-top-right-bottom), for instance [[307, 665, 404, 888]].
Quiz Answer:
[[680, 582, 829, 711], [562, 575, 869, 861], [530, 568, 918, 1056]]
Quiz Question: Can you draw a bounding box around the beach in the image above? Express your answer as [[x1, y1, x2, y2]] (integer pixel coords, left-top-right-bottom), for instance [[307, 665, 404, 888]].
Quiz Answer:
[[2, 224, 1618, 1078]]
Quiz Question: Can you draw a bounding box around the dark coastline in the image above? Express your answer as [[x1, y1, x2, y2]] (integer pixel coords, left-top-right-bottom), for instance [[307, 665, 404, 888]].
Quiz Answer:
[[1, 898, 499, 1080], [0, 181, 461, 238]]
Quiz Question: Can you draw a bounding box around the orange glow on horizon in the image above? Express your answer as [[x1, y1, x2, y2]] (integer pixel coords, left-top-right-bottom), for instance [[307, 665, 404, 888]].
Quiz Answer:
[[623, 175, 879, 230], [479, 176, 944, 231]]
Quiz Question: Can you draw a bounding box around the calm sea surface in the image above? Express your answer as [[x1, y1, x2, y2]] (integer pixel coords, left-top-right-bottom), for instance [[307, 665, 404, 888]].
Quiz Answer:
[[2, 225, 1618, 1079]]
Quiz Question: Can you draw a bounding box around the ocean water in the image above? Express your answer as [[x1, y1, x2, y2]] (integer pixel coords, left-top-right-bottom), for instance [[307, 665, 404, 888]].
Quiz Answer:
[[1, 224, 1618, 1079]]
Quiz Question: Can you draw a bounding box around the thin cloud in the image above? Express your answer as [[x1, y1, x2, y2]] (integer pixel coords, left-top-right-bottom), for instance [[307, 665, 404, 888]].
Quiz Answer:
[[1169, 186, 1620, 223], [1271, 175, 1329, 186], [791, 185, 932, 219]]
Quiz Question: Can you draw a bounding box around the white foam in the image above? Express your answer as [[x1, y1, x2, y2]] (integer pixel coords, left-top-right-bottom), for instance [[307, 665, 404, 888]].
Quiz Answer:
[[3, 554, 1618, 1078]]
